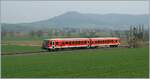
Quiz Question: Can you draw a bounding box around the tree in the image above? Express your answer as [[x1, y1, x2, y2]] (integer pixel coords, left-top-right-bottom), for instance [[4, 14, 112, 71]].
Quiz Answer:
[[126, 25, 146, 48], [36, 30, 43, 37], [29, 30, 35, 37]]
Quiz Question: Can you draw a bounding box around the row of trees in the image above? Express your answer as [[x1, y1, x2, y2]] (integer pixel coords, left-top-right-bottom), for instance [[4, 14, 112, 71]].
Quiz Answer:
[[1, 27, 110, 38], [1, 25, 149, 48]]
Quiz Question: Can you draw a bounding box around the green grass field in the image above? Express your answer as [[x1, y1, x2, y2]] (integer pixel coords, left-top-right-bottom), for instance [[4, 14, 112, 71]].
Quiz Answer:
[[1, 47, 149, 78], [1, 45, 41, 54]]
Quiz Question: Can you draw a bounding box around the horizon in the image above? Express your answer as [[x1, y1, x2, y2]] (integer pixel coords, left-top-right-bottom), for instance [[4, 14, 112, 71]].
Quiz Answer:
[[1, 1, 149, 23]]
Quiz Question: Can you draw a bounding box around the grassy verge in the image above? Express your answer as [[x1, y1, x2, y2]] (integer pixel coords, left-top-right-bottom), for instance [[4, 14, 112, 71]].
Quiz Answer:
[[1, 47, 149, 78]]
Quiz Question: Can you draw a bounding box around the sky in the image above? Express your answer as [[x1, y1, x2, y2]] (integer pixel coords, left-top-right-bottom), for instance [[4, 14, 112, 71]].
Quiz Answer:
[[1, 1, 149, 23]]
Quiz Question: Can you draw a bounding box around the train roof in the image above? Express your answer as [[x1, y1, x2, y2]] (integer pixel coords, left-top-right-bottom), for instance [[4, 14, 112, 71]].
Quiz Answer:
[[90, 37, 120, 39], [44, 37, 120, 41], [47, 38, 89, 41]]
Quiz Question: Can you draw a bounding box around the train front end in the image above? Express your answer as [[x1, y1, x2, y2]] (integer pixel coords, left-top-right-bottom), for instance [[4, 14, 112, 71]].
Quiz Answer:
[[41, 39, 52, 50]]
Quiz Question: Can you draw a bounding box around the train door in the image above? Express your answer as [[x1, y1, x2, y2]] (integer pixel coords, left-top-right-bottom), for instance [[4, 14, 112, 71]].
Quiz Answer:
[[51, 41, 55, 49], [87, 39, 91, 48], [55, 41, 59, 48]]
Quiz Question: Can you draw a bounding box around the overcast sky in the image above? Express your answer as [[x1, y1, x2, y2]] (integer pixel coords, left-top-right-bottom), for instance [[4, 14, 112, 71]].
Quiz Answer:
[[1, 1, 149, 23]]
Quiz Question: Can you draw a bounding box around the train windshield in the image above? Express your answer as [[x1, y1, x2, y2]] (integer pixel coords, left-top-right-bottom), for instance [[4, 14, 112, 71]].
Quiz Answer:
[[42, 40, 49, 48]]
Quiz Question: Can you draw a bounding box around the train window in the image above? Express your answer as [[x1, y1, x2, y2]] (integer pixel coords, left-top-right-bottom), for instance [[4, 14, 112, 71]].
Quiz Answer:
[[111, 40, 113, 43], [68, 41, 70, 45], [95, 41, 97, 43], [106, 40, 108, 43], [77, 41, 79, 44], [78, 41, 80, 44], [79, 41, 80, 44], [84, 41, 86, 44], [116, 40, 118, 42], [66, 42, 68, 44], [56, 42, 58, 45], [98, 40, 100, 43], [50, 41, 52, 45], [100, 40, 102, 44], [108, 40, 110, 43], [62, 42, 64, 45], [113, 40, 115, 43], [63, 42, 65, 45], [69, 41, 71, 45]]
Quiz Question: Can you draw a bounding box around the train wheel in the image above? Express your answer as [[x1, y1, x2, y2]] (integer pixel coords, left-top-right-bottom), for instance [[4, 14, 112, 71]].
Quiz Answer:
[[115, 45, 118, 47], [48, 49, 51, 52], [87, 45, 91, 49], [110, 45, 113, 48]]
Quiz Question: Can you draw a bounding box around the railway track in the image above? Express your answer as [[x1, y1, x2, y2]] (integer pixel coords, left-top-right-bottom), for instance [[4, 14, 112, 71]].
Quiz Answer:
[[1, 45, 129, 56]]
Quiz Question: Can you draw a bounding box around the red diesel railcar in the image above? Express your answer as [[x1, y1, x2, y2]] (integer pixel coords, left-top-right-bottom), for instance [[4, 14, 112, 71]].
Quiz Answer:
[[42, 37, 120, 51]]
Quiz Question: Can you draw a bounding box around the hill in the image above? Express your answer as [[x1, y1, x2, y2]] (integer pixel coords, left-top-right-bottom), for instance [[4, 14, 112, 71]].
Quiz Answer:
[[2, 11, 149, 32]]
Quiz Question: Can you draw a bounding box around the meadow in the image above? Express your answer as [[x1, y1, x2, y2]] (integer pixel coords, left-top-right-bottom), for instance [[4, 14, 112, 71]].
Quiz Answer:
[[1, 37, 42, 54], [1, 47, 149, 78], [1, 45, 40, 54]]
